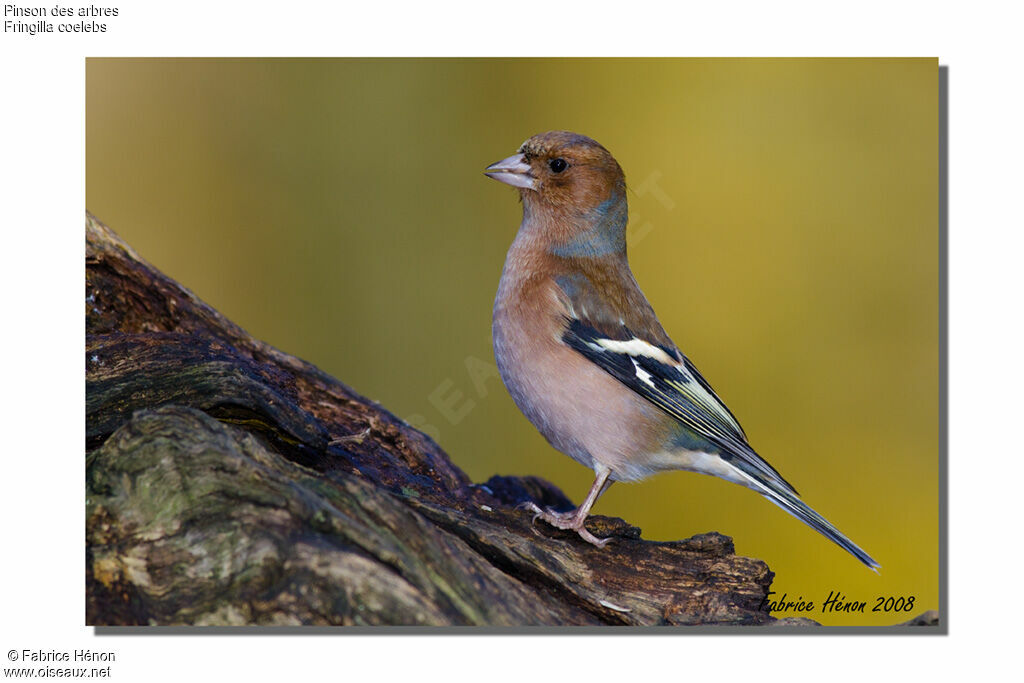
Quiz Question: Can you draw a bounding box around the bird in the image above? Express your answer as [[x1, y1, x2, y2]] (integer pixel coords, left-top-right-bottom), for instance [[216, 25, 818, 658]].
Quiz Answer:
[[484, 130, 879, 570]]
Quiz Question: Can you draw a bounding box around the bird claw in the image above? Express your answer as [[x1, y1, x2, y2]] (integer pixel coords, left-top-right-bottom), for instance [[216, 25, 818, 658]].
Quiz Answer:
[[516, 502, 545, 535], [516, 501, 541, 511], [518, 501, 611, 548], [577, 528, 611, 548]]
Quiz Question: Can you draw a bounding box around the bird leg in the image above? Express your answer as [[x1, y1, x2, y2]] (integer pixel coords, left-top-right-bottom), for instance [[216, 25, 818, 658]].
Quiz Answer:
[[525, 465, 614, 548]]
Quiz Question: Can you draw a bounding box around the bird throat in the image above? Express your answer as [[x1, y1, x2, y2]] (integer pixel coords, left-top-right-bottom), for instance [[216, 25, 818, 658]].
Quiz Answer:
[[546, 190, 628, 259]]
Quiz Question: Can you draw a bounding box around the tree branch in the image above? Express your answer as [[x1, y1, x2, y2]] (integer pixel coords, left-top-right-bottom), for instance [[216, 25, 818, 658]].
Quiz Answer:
[[86, 211, 779, 626]]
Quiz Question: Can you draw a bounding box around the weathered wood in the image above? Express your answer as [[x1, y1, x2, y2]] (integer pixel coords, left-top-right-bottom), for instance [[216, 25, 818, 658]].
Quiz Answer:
[[85, 211, 780, 626]]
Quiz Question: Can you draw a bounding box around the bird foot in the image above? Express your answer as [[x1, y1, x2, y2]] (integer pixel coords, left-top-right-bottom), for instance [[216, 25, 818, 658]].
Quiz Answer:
[[520, 502, 611, 548]]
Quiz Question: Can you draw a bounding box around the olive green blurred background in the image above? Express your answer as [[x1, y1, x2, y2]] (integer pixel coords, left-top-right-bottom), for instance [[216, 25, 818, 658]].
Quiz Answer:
[[86, 58, 938, 626]]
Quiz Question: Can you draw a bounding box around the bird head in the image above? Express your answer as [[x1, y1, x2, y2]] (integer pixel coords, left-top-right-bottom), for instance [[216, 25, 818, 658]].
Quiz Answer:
[[485, 132, 629, 257], [485, 131, 626, 214]]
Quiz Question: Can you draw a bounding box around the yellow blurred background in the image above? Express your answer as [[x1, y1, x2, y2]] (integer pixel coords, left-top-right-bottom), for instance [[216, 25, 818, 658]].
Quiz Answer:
[[86, 58, 938, 626]]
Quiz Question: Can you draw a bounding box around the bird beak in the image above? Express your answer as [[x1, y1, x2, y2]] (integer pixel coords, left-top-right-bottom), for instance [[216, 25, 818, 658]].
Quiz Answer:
[[484, 153, 536, 190]]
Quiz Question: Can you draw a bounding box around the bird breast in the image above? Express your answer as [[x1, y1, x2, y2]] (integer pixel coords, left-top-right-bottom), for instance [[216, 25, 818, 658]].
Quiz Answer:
[[492, 251, 673, 480]]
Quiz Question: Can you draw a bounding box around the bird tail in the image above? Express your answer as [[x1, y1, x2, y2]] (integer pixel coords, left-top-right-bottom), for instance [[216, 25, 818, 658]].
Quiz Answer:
[[748, 474, 880, 571]]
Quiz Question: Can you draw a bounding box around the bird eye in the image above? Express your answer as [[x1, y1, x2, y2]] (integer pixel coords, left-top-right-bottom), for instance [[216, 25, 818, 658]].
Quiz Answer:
[[549, 158, 568, 173]]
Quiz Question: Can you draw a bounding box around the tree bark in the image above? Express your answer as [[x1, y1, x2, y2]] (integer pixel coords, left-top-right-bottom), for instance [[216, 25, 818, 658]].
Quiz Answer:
[[86, 211, 782, 626]]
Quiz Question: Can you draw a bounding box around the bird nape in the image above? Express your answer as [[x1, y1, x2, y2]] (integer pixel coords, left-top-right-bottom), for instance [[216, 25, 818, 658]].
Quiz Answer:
[[485, 130, 879, 571]]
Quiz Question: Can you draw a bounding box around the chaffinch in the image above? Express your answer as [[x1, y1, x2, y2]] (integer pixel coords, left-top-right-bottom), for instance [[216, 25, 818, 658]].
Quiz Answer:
[[485, 131, 878, 569]]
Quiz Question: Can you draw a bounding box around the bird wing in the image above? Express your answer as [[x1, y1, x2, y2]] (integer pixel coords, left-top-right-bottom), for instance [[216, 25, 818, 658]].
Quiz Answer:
[[562, 315, 884, 569], [561, 315, 798, 495]]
